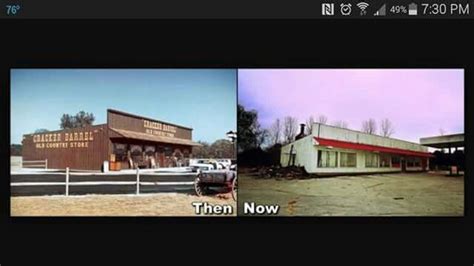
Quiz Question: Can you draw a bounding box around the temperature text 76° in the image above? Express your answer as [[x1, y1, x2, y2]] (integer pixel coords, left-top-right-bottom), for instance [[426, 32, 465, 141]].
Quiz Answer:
[[6, 5, 21, 15]]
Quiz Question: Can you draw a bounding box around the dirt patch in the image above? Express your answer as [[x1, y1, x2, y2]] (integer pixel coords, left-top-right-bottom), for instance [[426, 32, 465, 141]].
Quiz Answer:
[[238, 172, 464, 216], [11, 193, 236, 216]]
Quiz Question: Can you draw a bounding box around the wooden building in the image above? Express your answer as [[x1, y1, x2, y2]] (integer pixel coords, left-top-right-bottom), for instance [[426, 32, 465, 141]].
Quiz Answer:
[[22, 109, 202, 171]]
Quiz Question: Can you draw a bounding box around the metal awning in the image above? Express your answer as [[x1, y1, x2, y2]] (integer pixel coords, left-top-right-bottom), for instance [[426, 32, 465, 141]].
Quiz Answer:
[[314, 137, 433, 158], [419, 133, 464, 149], [109, 128, 202, 146]]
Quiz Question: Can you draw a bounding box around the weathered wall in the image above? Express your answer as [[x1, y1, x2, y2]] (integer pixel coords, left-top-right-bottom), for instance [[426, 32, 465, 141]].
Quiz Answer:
[[281, 136, 424, 174], [281, 135, 318, 173]]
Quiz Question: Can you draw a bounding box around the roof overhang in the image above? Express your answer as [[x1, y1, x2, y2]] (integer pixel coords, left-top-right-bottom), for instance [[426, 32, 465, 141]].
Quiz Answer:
[[109, 128, 202, 146], [314, 137, 433, 158], [419, 133, 464, 149]]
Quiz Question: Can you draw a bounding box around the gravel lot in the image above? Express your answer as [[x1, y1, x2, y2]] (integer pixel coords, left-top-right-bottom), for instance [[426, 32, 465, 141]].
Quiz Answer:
[[238, 172, 464, 216], [11, 193, 236, 216]]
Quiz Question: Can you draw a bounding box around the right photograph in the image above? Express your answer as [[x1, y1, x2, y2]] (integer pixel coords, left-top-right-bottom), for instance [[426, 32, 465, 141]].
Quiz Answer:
[[237, 69, 464, 217]]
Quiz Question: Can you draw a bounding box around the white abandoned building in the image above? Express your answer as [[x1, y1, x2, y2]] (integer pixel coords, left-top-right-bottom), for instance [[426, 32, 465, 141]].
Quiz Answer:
[[280, 123, 433, 175]]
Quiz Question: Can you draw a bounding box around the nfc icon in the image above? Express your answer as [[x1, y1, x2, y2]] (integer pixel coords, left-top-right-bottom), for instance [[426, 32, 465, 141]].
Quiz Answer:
[[322, 3, 335, 16]]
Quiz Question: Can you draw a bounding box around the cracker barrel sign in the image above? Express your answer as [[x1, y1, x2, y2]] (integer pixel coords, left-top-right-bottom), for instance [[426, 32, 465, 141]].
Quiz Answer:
[[143, 119, 176, 138], [32, 130, 96, 149]]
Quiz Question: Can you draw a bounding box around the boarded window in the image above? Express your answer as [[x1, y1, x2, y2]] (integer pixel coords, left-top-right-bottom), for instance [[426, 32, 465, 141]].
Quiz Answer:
[[318, 150, 337, 168], [365, 153, 379, 168], [340, 152, 357, 167]]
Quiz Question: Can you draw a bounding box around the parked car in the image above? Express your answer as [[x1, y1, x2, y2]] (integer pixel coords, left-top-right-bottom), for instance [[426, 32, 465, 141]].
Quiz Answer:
[[216, 159, 232, 169], [190, 163, 215, 172], [189, 159, 228, 170]]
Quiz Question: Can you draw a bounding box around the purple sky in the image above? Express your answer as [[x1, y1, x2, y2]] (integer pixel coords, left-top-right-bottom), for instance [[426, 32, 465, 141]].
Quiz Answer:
[[238, 69, 464, 143]]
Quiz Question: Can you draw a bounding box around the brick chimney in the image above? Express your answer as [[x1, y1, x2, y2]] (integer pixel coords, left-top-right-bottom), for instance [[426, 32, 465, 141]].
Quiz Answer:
[[295, 123, 306, 141]]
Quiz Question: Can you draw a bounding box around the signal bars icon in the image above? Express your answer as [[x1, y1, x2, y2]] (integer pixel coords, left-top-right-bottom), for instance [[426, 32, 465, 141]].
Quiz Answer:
[[374, 4, 386, 16], [357, 2, 369, 15]]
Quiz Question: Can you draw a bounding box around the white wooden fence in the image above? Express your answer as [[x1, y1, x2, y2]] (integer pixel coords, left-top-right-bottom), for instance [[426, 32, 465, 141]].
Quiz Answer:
[[22, 159, 48, 169], [11, 167, 196, 196]]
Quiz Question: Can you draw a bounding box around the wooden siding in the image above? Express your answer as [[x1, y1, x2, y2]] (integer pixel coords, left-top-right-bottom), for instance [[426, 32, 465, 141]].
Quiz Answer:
[[107, 109, 192, 140], [21, 124, 109, 170]]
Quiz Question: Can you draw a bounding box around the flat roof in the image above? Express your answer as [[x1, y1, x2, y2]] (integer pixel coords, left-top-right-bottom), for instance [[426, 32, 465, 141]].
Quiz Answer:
[[312, 122, 424, 147], [419, 133, 464, 148]]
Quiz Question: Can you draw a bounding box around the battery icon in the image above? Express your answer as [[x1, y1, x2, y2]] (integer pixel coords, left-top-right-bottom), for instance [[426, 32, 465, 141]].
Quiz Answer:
[[408, 3, 417, 15]]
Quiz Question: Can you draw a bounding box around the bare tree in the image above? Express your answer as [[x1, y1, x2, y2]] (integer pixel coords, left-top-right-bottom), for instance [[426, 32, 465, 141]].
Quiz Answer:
[[380, 118, 395, 137], [305, 116, 315, 135], [283, 116, 298, 144], [256, 127, 269, 148], [362, 119, 377, 134], [269, 118, 283, 145], [332, 120, 349, 129], [439, 128, 446, 136], [318, 115, 328, 125]]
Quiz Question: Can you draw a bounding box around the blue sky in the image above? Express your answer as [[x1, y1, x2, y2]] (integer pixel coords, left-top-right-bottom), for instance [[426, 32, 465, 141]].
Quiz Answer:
[[11, 69, 236, 144]]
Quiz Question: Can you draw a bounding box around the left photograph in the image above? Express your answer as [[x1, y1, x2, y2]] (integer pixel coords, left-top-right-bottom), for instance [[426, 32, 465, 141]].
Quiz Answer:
[[10, 69, 237, 216]]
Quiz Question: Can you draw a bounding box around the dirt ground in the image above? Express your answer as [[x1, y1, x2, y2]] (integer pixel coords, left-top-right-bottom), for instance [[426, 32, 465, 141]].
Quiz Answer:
[[11, 193, 236, 216], [238, 172, 464, 216]]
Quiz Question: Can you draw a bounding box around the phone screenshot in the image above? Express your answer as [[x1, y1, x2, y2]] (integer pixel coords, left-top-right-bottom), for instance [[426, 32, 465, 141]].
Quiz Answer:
[[1, 0, 472, 264]]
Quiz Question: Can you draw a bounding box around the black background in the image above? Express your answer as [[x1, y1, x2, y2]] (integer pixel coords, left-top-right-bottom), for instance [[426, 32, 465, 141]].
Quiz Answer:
[[0, 19, 473, 264]]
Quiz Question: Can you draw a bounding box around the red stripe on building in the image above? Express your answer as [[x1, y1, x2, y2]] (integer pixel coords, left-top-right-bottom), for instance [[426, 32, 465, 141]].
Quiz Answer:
[[314, 137, 434, 158]]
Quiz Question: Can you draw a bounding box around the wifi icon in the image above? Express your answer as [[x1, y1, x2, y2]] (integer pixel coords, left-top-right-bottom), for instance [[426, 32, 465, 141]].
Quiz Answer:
[[357, 2, 369, 15]]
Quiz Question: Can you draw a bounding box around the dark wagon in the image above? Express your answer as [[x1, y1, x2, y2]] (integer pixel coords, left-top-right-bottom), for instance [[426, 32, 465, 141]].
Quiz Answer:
[[194, 170, 237, 201]]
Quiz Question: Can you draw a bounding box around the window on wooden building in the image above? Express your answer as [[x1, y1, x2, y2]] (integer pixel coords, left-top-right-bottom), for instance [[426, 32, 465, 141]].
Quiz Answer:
[[113, 143, 128, 161], [145, 145, 156, 156], [130, 145, 142, 156], [164, 146, 173, 156]]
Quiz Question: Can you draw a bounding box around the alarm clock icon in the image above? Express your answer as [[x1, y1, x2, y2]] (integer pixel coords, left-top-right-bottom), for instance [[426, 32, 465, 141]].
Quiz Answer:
[[340, 3, 352, 15]]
